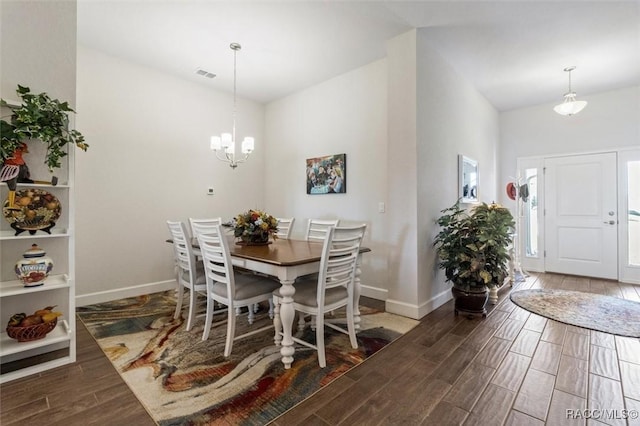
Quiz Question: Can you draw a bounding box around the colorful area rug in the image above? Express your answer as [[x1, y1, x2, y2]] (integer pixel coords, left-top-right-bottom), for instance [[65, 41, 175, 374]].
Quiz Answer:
[[77, 291, 418, 425], [510, 289, 640, 337]]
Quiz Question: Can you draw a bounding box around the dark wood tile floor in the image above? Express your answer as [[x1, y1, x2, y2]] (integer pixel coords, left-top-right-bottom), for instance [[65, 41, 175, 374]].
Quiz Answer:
[[1, 273, 639, 425]]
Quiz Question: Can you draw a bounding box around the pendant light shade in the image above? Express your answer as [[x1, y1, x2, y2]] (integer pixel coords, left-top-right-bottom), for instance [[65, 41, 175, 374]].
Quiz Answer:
[[554, 66, 587, 116]]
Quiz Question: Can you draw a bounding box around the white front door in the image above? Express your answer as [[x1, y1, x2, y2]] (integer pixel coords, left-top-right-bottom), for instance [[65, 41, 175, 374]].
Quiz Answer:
[[544, 152, 618, 279]]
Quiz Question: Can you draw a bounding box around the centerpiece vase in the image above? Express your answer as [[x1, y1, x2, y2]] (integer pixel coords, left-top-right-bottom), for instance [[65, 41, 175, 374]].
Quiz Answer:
[[237, 233, 271, 246]]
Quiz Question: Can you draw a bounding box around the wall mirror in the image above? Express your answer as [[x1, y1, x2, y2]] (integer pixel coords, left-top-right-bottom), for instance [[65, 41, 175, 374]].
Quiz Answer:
[[459, 155, 479, 203]]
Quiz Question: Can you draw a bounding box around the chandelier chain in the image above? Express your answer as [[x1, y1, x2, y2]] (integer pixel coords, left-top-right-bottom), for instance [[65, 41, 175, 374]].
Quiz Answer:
[[233, 46, 237, 147]]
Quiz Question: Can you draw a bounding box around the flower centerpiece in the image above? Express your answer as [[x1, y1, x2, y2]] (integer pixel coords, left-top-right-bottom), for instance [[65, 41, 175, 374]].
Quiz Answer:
[[233, 209, 279, 245]]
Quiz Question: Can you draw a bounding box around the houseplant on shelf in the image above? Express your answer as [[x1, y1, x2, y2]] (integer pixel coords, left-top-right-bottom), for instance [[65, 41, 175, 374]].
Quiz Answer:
[[1, 85, 88, 171], [233, 209, 279, 245], [433, 201, 515, 317], [1, 85, 88, 210]]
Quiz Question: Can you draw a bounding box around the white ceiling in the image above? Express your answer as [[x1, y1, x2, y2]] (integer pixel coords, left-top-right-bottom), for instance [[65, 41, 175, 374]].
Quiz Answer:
[[77, 1, 640, 111]]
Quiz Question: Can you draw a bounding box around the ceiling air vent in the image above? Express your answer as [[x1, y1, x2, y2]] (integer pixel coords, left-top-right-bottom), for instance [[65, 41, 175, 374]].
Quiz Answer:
[[195, 68, 216, 79]]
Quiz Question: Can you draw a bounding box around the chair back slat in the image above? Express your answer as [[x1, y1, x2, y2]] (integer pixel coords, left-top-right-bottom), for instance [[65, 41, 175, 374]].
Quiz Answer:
[[189, 217, 223, 240], [275, 217, 295, 239], [317, 224, 366, 303], [196, 224, 236, 301], [167, 221, 197, 282], [306, 219, 339, 242]]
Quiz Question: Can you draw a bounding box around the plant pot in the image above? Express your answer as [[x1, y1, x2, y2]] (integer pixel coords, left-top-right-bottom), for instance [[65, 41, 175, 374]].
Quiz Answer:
[[452, 286, 489, 317]]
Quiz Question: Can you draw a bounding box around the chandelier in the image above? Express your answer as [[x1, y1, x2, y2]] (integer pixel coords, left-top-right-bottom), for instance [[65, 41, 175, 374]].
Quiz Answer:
[[210, 43, 254, 169], [553, 66, 588, 116]]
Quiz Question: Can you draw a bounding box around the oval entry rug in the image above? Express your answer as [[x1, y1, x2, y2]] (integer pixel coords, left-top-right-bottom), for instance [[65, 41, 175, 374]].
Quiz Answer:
[[510, 289, 640, 338]]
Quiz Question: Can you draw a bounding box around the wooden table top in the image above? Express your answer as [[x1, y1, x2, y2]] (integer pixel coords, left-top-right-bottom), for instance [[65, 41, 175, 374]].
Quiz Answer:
[[167, 236, 371, 267], [230, 238, 371, 267]]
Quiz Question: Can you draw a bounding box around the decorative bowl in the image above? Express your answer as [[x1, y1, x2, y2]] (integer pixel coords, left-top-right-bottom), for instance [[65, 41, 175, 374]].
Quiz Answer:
[[2, 188, 61, 234], [6, 318, 57, 342]]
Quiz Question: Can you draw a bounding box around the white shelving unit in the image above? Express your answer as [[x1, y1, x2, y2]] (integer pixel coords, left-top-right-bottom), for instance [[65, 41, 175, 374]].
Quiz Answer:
[[0, 102, 76, 383]]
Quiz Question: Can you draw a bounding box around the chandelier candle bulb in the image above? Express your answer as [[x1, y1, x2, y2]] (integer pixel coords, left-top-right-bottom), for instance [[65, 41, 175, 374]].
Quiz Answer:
[[221, 133, 232, 147], [242, 137, 254, 154], [210, 136, 221, 151], [226, 142, 235, 154]]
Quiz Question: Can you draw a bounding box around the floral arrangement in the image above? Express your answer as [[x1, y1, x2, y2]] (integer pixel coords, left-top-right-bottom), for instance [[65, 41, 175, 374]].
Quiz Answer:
[[232, 209, 279, 244]]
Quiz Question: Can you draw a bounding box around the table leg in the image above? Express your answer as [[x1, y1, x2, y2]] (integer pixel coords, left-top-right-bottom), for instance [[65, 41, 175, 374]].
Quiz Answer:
[[277, 278, 295, 369]]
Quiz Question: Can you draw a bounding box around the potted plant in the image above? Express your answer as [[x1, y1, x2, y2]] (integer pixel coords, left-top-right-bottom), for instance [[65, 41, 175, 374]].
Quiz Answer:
[[433, 201, 515, 317], [1, 85, 88, 170], [1, 85, 88, 209]]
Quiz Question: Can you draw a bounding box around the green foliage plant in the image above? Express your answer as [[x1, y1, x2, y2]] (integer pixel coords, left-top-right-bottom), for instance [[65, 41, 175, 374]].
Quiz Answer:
[[434, 201, 515, 291], [1, 85, 88, 171]]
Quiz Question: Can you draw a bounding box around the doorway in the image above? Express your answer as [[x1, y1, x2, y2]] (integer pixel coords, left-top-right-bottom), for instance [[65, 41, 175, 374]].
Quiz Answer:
[[544, 152, 618, 280], [517, 149, 640, 284]]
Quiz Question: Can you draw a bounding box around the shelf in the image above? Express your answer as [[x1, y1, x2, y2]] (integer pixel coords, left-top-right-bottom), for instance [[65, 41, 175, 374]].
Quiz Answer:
[[1, 96, 76, 383], [0, 320, 71, 357], [1, 98, 21, 108], [1, 354, 73, 384], [0, 274, 70, 297], [9, 183, 70, 189], [0, 229, 70, 240]]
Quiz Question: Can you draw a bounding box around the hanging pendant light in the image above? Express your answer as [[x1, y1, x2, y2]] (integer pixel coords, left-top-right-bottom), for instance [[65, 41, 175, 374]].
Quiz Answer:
[[210, 43, 254, 169], [553, 66, 587, 116]]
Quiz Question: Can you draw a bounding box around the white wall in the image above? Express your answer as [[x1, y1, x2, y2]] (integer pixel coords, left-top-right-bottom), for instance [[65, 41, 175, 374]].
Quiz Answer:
[[264, 59, 390, 300], [265, 29, 500, 319], [384, 30, 419, 314], [499, 85, 640, 207], [413, 30, 500, 317], [0, 1, 77, 103], [75, 46, 266, 303]]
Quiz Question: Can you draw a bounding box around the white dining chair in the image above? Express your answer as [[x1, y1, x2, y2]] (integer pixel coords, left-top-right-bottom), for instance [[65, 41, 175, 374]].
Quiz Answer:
[[275, 217, 295, 239], [197, 224, 281, 356], [166, 221, 207, 331], [272, 224, 367, 368], [188, 218, 224, 262], [305, 219, 339, 242], [189, 217, 223, 241], [192, 218, 270, 317]]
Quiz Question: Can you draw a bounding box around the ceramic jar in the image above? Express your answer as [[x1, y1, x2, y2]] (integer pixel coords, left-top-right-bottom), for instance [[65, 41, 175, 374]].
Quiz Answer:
[[15, 244, 54, 287]]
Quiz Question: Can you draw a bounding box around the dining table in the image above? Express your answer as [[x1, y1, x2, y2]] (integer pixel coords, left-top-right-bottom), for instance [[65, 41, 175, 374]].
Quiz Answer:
[[227, 237, 370, 369]]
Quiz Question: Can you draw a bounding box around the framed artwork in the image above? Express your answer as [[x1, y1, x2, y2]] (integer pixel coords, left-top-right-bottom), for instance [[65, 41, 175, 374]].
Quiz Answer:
[[306, 153, 346, 194], [459, 155, 478, 203]]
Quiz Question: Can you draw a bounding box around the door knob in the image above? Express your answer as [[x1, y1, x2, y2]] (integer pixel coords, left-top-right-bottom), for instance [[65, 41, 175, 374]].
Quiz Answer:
[[608, 211, 615, 216], [603, 220, 615, 225]]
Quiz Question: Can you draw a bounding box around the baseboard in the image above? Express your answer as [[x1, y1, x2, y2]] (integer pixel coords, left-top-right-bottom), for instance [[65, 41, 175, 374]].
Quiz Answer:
[[360, 284, 388, 301], [385, 288, 452, 320], [76, 280, 176, 306]]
